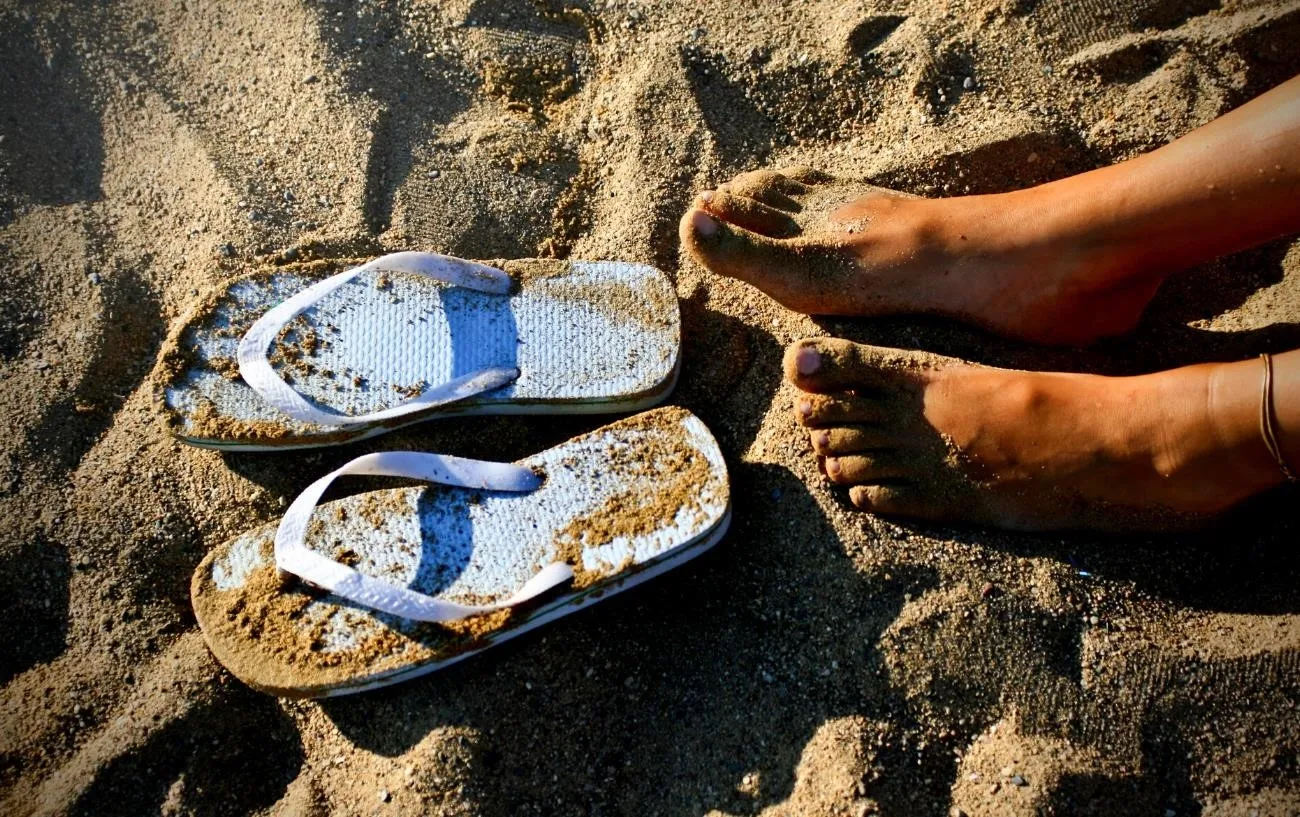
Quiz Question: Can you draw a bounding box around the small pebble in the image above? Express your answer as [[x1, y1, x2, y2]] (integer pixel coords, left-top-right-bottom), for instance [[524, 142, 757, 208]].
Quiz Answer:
[[1010, 775, 1027, 787], [220, 243, 236, 257], [88, 272, 101, 284], [426, 169, 441, 178], [378, 789, 390, 803], [1089, 615, 1099, 625], [303, 73, 318, 84], [951, 809, 968, 817], [963, 76, 973, 90]]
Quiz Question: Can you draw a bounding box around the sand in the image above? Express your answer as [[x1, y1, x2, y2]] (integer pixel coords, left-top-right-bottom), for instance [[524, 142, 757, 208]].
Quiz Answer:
[[1, 0, 1299, 814]]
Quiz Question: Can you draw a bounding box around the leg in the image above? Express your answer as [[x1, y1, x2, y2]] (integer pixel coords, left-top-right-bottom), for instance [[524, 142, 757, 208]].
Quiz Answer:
[[785, 339, 1300, 531], [682, 75, 1300, 345]]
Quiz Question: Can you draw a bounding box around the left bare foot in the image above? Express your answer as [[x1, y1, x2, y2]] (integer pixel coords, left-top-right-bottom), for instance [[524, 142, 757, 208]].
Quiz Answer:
[[784, 338, 1293, 531]]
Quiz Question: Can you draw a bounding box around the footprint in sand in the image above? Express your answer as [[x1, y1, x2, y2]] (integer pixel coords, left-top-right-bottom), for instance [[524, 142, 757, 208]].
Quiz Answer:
[[881, 582, 1300, 814], [1061, 2, 1300, 155]]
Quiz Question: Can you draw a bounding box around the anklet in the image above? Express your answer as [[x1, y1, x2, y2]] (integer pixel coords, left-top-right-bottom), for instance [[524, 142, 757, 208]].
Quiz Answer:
[[1259, 353, 1296, 483]]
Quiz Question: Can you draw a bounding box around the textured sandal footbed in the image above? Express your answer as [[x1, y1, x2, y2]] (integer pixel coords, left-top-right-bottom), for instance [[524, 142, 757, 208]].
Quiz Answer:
[[160, 259, 680, 448], [191, 408, 729, 697]]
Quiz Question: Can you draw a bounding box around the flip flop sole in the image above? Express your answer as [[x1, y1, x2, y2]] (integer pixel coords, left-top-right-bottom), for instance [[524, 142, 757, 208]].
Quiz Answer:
[[191, 407, 729, 697], [300, 510, 729, 697], [157, 256, 680, 449]]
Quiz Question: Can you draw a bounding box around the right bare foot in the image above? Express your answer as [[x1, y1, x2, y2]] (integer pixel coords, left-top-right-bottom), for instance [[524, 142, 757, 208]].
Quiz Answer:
[[785, 338, 1294, 531], [679, 168, 1168, 345]]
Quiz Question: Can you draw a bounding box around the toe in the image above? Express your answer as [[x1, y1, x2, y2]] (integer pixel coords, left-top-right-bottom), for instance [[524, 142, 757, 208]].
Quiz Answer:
[[679, 208, 781, 276], [680, 208, 824, 303], [775, 166, 833, 185], [824, 452, 907, 484], [794, 393, 888, 427], [784, 338, 926, 394], [848, 484, 941, 519], [810, 425, 894, 455], [698, 190, 799, 237], [727, 170, 806, 210]]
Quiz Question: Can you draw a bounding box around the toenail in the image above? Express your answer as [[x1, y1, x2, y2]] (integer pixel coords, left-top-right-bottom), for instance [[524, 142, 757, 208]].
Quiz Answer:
[[795, 346, 821, 376], [798, 399, 812, 419], [699, 190, 714, 203], [691, 210, 719, 237], [814, 430, 829, 450], [825, 457, 841, 477]]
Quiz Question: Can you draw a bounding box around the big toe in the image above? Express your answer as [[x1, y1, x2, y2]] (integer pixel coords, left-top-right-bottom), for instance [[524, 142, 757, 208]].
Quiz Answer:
[[680, 207, 817, 301], [784, 338, 927, 394]]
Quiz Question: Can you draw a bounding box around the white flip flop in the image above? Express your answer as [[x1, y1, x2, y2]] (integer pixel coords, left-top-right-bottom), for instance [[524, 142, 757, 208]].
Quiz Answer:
[[156, 252, 680, 450], [191, 407, 730, 697]]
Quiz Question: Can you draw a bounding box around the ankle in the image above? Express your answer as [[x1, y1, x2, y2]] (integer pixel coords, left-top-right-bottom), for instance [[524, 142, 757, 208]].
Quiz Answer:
[[1179, 361, 1287, 493], [921, 191, 1031, 258], [994, 183, 1153, 288]]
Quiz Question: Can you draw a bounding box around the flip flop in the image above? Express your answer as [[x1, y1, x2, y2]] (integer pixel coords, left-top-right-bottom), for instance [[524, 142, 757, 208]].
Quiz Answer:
[[156, 252, 680, 450], [191, 407, 730, 697]]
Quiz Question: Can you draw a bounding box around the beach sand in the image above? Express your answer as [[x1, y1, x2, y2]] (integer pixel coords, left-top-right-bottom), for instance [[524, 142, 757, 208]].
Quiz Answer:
[[2, 0, 1300, 814]]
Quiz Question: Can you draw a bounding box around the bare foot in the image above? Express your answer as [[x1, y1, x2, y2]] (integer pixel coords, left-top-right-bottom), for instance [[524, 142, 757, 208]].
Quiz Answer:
[[784, 337, 1290, 531], [680, 168, 1167, 345]]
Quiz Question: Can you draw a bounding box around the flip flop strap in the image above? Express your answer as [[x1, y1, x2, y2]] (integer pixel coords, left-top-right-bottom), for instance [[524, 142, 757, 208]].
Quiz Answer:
[[275, 451, 575, 623], [238, 252, 520, 427]]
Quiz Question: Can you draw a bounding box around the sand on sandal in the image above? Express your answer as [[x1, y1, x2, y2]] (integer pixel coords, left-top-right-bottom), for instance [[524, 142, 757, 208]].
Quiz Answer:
[[2, 0, 1299, 814]]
